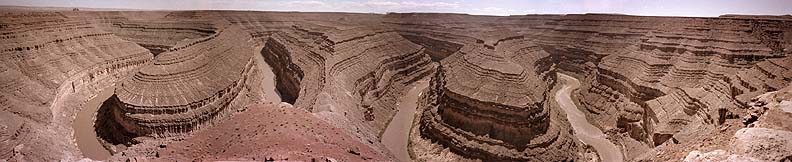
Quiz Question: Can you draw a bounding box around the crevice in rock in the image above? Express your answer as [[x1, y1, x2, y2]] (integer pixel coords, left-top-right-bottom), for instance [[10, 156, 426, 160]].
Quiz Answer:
[[260, 37, 304, 105]]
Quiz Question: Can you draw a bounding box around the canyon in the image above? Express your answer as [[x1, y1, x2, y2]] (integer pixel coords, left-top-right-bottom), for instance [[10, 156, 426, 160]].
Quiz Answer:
[[556, 73, 622, 162], [0, 6, 791, 162]]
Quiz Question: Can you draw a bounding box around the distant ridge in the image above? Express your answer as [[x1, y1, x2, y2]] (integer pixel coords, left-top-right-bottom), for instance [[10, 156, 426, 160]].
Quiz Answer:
[[0, 5, 155, 11]]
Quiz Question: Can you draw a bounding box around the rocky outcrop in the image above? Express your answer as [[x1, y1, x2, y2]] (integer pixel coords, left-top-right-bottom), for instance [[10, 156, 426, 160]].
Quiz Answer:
[[385, 13, 792, 161], [538, 15, 792, 160], [0, 10, 152, 161], [566, 16, 791, 155], [105, 25, 259, 138], [322, 25, 436, 134], [684, 84, 792, 162], [212, 12, 438, 157], [2, 8, 791, 162], [730, 128, 792, 161], [385, 14, 584, 160]]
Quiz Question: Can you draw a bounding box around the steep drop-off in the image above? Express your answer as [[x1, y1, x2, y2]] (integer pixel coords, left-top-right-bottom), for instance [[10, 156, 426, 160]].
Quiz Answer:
[[247, 16, 439, 157], [0, 10, 152, 161], [1, 8, 791, 162], [386, 13, 792, 161], [88, 11, 217, 56]]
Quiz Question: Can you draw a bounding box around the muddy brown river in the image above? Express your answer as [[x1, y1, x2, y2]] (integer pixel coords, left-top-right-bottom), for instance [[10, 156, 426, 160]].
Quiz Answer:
[[381, 80, 429, 162], [255, 45, 282, 103], [73, 87, 113, 160], [73, 45, 281, 160], [556, 73, 623, 162]]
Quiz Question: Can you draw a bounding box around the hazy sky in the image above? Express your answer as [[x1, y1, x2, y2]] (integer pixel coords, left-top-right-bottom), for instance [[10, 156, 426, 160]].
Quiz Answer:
[[2, 0, 791, 17]]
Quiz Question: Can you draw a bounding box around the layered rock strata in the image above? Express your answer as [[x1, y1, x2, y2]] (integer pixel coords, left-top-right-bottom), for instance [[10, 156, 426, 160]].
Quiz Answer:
[[404, 24, 583, 160], [259, 33, 323, 105], [2, 8, 791, 161], [555, 16, 792, 158], [385, 13, 792, 161], [227, 13, 437, 152], [85, 11, 217, 56], [106, 25, 258, 138], [0, 10, 152, 161], [684, 84, 792, 161]]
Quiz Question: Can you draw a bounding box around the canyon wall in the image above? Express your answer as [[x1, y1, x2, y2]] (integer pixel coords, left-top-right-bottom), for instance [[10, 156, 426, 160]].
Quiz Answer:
[[1, 9, 790, 161], [0, 10, 152, 161], [685, 84, 792, 161], [219, 12, 438, 155], [87, 12, 277, 158], [108, 24, 258, 138], [87, 11, 217, 56], [418, 42, 582, 161], [536, 15, 792, 159], [386, 13, 791, 161], [386, 13, 584, 161]]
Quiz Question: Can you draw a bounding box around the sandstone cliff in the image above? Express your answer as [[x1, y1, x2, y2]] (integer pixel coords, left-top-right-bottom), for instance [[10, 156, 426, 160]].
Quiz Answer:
[[1, 9, 790, 162], [386, 13, 792, 161], [0, 10, 152, 161]]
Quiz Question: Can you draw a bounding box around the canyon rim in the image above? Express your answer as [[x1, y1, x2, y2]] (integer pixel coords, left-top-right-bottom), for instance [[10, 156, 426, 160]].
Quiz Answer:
[[1, 2, 792, 162]]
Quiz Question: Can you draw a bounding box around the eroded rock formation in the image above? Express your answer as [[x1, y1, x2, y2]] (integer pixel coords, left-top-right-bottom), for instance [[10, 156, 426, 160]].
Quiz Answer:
[[89, 11, 217, 56], [684, 84, 792, 161], [0, 10, 152, 161], [380, 14, 586, 160], [418, 43, 582, 161], [104, 24, 259, 137], [1, 7, 790, 162], [218, 12, 438, 151], [386, 13, 792, 161]]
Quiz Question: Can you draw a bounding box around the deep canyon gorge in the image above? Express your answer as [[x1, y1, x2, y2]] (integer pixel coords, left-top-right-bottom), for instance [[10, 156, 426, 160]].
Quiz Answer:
[[1, 6, 792, 161]]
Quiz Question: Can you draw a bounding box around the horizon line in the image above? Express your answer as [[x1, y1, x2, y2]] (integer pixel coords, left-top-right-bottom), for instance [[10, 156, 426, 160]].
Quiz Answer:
[[2, 4, 791, 18]]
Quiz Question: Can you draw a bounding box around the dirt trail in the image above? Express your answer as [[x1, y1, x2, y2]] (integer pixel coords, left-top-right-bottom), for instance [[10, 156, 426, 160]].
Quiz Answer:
[[556, 73, 623, 162], [381, 80, 430, 162]]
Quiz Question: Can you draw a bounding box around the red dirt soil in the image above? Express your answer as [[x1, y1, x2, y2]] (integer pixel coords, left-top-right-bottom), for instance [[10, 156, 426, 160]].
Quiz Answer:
[[154, 102, 394, 161]]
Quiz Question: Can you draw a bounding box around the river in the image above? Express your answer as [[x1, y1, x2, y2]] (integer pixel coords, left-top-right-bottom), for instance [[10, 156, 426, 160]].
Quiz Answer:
[[73, 45, 281, 160], [381, 80, 429, 162], [73, 87, 113, 160], [254, 45, 282, 103], [555, 73, 623, 162]]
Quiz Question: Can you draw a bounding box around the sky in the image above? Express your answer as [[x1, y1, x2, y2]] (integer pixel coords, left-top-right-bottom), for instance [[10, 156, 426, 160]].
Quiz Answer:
[[1, 0, 791, 17]]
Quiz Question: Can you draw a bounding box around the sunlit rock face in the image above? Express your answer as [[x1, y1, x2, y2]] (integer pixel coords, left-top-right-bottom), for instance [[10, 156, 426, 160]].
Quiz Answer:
[[419, 45, 583, 161], [90, 11, 217, 56], [383, 14, 584, 160], [0, 10, 152, 161], [109, 25, 257, 137], [386, 13, 792, 161], [1, 8, 791, 162]]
